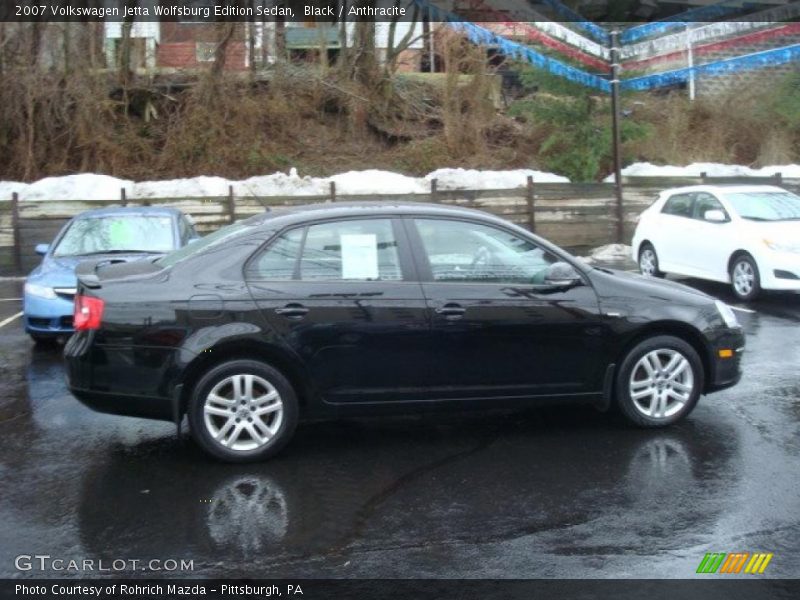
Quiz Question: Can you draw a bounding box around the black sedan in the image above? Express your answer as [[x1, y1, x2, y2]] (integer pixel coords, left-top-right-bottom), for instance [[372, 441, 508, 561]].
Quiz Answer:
[[65, 203, 745, 462]]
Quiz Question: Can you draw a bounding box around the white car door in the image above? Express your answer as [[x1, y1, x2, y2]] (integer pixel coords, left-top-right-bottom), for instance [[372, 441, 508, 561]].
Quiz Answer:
[[653, 192, 695, 273], [686, 192, 737, 283]]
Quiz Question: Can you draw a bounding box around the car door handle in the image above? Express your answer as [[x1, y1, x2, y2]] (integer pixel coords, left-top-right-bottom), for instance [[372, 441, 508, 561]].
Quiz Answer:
[[435, 304, 466, 318], [274, 304, 309, 318]]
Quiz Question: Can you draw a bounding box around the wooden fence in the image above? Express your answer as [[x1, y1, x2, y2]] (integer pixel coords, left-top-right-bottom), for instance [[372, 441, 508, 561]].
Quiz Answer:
[[1, 173, 796, 276]]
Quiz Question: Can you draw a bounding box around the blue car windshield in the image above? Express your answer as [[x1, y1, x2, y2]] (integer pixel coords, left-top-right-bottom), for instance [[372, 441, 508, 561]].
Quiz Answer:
[[726, 191, 800, 221], [53, 216, 175, 257], [156, 220, 252, 268]]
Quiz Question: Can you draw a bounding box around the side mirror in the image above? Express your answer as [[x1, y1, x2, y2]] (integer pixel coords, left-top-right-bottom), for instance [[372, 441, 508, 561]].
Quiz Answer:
[[35, 243, 50, 256], [544, 262, 582, 288], [186, 236, 202, 245], [704, 209, 727, 223]]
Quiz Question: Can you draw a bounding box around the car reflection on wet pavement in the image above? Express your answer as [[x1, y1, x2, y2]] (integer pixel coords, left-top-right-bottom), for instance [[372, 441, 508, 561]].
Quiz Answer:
[[0, 278, 798, 578]]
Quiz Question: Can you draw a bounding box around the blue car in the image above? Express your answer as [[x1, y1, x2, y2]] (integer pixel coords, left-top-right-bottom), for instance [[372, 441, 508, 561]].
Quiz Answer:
[[24, 206, 199, 344]]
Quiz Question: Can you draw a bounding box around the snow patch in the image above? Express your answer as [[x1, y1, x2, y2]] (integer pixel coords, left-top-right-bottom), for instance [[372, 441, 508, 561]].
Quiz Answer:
[[132, 176, 230, 199], [0, 181, 27, 199], [604, 162, 800, 182], [0, 167, 569, 201], [579, 244, 633, 264], [429, 168, 569, 189], [19, 174, 133, 201], [328, 170, 427, 195]]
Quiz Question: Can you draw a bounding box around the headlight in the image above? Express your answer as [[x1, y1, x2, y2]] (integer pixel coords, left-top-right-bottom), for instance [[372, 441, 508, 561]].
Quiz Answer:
[[715, 300, 739, 329], [24, 283, 56, 299], [764, 239, 800, 254]]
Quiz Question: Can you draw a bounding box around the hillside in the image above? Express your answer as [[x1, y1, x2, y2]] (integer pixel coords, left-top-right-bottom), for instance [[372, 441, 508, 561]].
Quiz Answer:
[[2, 60, 799, 184]]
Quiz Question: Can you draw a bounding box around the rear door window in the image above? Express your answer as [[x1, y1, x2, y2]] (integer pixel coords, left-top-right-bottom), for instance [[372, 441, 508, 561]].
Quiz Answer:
[[300, 219, 402, 282], [661, 194, 694, 218], [246, 218, 404, 282]]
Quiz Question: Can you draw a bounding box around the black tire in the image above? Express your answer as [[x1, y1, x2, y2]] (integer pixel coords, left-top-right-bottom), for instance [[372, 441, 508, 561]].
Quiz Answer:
[[615, 335, 704, 428], [188, 359, 299, 463], [638, 243, 665, 278], [729, 254, 761, 301]]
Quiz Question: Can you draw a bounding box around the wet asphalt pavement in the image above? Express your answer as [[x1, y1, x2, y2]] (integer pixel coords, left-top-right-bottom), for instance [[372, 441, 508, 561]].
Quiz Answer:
[[0, 274, 799, 580]]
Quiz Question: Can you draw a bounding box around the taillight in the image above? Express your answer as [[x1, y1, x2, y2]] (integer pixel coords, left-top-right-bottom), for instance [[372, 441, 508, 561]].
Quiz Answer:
[[74, 295, 105, 331]]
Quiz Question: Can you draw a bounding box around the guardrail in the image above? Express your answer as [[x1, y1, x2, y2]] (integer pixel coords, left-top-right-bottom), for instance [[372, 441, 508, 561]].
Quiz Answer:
[[1, 173, 796, 276]]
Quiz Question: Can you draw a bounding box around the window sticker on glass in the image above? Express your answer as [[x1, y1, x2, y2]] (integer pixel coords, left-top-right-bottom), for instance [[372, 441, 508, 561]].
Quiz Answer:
[[341, 234, 379, 280]]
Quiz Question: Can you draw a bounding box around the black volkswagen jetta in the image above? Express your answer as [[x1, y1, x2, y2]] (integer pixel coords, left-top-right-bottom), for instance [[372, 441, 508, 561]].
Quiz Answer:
[[65, 203, 744, 462]]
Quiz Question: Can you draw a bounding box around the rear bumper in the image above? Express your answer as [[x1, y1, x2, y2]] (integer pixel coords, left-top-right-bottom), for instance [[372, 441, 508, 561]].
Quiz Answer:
[[65, 332, 178, 421], [68, 385, 173, 421]]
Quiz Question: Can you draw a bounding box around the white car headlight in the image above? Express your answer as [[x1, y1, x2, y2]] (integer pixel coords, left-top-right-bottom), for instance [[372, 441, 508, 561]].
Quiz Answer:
[[24, 283, 57, 299], [764, 239, 800, 254], [715, 300, 739, 329]]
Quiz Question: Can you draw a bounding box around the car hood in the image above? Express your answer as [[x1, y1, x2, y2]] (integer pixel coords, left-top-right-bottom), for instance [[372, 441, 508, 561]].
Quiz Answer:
[[28, 253, 160, 288], [587, 267, 713, 306]]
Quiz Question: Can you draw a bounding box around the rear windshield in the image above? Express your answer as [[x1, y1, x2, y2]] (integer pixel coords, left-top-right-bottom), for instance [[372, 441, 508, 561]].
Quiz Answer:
[[54, 215, 174, 257], [156, 220, 252, 268]]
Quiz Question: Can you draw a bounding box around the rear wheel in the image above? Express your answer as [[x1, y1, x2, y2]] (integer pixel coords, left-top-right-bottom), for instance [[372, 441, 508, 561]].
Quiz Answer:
[[616, 336, 704, 428], [188, 359, 298, 463], [638, 243, 665, 278], [730, 254, 761, 301]]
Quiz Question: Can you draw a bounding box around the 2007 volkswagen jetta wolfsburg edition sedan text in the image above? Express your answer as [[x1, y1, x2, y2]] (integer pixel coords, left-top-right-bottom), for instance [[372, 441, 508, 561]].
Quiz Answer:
[[65, 203, 745, 462]]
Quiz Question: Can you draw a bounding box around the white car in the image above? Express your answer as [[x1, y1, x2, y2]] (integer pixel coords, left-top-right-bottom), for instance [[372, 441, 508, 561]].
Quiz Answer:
[[632, 185, 800, 301]]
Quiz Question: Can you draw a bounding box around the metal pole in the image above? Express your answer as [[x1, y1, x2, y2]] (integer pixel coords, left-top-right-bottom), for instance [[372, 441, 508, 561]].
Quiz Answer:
[[609, 29, 624, 244], [686, 24, 695, 101]]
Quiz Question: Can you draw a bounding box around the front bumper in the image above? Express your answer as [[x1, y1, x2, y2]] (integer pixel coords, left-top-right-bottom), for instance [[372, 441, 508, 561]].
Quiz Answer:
[[23, 291, 75, 335], [706, 328, 745, 393], [758, 251, 800, 291]]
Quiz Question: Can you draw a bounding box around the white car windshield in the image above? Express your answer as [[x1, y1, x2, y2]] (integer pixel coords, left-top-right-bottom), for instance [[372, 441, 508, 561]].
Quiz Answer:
[[53, 215, 175, 257], [725, 191, 800, 222]]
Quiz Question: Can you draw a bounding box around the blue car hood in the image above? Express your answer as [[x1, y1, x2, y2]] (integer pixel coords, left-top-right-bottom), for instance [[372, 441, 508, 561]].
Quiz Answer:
[[27, 253, 159, 288]]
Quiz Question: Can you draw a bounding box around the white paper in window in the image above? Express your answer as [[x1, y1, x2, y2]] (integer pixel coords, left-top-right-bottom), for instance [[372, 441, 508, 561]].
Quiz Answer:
[[340, 234, 379, 279]]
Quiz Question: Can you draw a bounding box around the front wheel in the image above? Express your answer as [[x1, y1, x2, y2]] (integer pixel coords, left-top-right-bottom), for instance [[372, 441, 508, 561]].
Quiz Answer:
[[730, 254, 761, 301], [188, 359, 299, 463], [616, 336, 704, 428], [638, 244, 665, 278]]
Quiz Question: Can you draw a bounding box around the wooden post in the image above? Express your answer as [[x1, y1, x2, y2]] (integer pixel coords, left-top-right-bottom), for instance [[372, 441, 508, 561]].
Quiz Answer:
[[11, 192, 21, 275], [774, 172, 783, 185], [120, 187, 127, 207], [329, 181, 337, 202], [430, 178, 438, 203], [227, 185, 236, 223], [526, 175, 536, 233], [700, 171, 708, 184]]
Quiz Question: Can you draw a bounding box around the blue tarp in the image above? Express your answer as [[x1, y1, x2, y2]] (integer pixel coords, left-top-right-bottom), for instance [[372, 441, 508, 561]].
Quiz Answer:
[[414, 0, 611, 92], [538, 0, 611, 44], [621, 43, 800, 91]]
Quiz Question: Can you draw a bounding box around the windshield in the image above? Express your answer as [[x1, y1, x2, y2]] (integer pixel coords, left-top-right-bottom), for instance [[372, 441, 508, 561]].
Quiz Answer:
[[725, 191, 800, 221], [156, 220, 252, 268], [53, 215, 175, 257]]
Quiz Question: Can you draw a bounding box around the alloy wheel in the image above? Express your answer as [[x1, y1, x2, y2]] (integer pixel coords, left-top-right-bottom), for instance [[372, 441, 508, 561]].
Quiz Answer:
[[628, 349, 695, 420], [203, 374, 284, 452], [732, 260, 755, 297], [639, 248, 657, 276]]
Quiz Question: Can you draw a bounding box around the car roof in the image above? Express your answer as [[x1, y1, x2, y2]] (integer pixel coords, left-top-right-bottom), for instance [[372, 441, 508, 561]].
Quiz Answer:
[[658, 184, 788, 196], [248, 201, 507, 228], [73, 206, 183, 219]]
